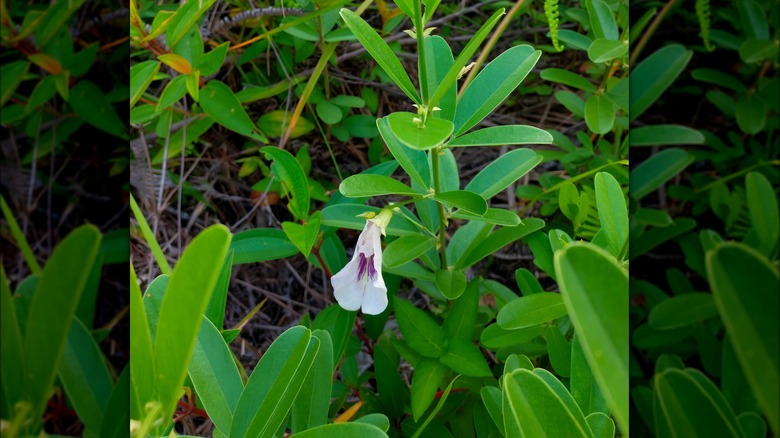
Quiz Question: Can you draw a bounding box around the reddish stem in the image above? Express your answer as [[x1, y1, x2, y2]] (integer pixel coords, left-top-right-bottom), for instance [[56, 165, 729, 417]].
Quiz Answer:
[[312, 243, 332, 278], [433, 388, 467, 399]]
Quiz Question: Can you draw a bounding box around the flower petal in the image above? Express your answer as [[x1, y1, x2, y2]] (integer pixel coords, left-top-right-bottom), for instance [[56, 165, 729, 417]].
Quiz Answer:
[[332, 259, 363, 311], [334, 282, 364, 311], [361, 277, 388, 315]]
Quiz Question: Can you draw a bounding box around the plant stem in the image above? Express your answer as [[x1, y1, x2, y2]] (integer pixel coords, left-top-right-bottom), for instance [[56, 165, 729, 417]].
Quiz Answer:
[[415, 4, 429, 106], [629, 0, 678, 65], [431, 148, 448, 268]]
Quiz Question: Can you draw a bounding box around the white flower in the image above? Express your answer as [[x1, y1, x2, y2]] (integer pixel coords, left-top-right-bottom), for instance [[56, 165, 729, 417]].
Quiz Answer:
[[332, 209, 392, 315]]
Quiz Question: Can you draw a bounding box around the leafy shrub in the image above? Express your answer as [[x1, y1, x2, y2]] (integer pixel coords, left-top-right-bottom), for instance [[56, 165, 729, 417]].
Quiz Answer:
[[129, 0, 630, 437]]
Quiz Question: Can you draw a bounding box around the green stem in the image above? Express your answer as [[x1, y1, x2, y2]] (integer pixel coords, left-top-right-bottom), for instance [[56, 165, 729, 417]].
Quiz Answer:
[[415, 3, 429, 106], [431, 148, 448, 268]]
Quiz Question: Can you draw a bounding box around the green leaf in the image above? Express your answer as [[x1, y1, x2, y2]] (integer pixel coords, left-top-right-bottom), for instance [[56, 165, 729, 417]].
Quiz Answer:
[[585, 0, 618, 40], [0, 266, 24, 417], [424, 36, 456, 122], [386, 112, 454, 151], [355, 413, 390, 432], [465, 149, 541, 200], [433, 190, 487, 215], [739, 38, 778, 64], [26, 75, 58, 112], [339, 9, 420, 104], [187, 72, 202, 102], [630, 218, 697, 259], [154, 225, 231, 429], [257, 110, 315, 139], [541, 68, 597, 93], [480, 324, 543, 349], [497, 292, 568, 330], [628, 124, 705, 146], [330, 95, 366, 108], [648, 293, 718, 329], [70, 81, 126, 139], [262, 146, 310, 220], [377, 117, 431, 189], [546, 326, 572, 377], [746, 172, 779, 256], [316, 101, 343, 125], [454, 45, 540, 135], [229, 228, 299, 264], [58, 318, 113, 436], [441, 338, 491, 377], [448, 125, 552, 147], [587, 39, 628, 63], [411, 375, 460, 438], [130, 61, 160, 108], [584, 94, 614, 134], [156, 75, 188, 113], [629, 44, 693, 121], [373, 333, 406, 419], [571, 333, 608, 416], [289, 423, 386, 437], [201, 80, 267, 142], [0, 195, 41, 274], [594, 172, 627, 258], [99, 367, 130, 438], [383, 235, 437, 268], [691, 68, 747, 93], [515, 268, 544, 296], [456, 218, 545, 269], [35, 0, 86, 46], [428, 8, 506, 110], [411, 359, 447, 421], [586, 412, 615, 438], [735, 93, 766, 134], [451, 208, 521, 226], [739, 0, 769, 39], [24, 225, 100, 423], [557, 29, 593, 51], [188, 316, 244, 436], [339, 173, 420, 198], [738, 412, 767, 438], [394, 298, 446, 358], [1, 60, 30, 107], [443, 280, 479, 339], [166, 0, 218, 48], [199, 42, 229, 77], [707, 243, 779, 435], [654, 368, 742, 437], [629, 148, 693, 200], [291, 330, 333, 432], [231, 326, 319, 438], [129, 264, 155, 420], [555, 243, 628, 436], [481, 386, 505, 435], [434, 269, 467, 300], [311, 305, 356, 368], [282, 211, 322, 258], [503, 369, 592, 437], [205, 251, 234, 330]]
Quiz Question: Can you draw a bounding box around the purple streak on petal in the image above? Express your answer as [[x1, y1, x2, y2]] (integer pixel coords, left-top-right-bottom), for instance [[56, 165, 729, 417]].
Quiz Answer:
[[357, 252, 368, 280], [367, 254, 376, 280]]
